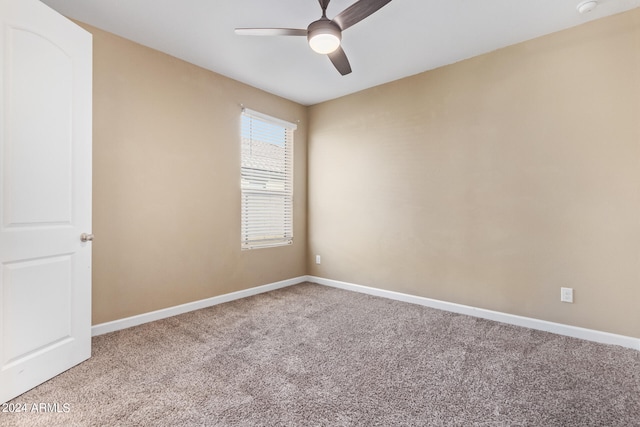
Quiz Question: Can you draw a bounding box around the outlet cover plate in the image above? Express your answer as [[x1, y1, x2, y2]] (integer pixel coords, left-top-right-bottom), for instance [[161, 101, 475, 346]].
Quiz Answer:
[[561, 287, 574, 303]]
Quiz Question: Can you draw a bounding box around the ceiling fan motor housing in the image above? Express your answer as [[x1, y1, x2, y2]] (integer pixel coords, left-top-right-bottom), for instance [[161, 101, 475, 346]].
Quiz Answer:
[[307, 18, 342, 54]]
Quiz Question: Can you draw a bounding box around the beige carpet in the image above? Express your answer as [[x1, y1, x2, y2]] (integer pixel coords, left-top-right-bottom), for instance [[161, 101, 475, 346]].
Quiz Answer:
[[3, 282, 639, 426]]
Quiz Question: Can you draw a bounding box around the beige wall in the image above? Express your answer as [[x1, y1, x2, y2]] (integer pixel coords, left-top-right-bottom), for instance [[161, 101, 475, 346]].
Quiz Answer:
[[82, 9, 640, 337], [85, 23, 308, 325], [308, 9, 640, 338]]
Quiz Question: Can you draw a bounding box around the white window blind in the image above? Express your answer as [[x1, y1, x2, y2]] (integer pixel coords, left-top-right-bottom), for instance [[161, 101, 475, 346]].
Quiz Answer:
[[241, 108, 296, 250]]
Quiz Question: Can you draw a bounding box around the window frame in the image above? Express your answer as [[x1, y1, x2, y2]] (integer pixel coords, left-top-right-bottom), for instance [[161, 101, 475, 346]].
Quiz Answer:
[[240, 108, 296, 250]]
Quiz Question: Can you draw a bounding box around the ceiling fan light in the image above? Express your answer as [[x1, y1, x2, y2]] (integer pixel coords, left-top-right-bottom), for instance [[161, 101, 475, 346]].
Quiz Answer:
[[307, 19, 342, 54], [309, 33, 341, 54]]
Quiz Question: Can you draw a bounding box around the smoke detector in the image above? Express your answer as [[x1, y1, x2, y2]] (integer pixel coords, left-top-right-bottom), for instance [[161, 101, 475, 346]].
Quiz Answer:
[[577, 0, 598, 13]]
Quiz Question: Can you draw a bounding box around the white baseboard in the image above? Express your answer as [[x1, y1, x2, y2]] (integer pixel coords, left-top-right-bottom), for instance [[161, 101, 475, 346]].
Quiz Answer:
[[307, 276, 640, 351], [91, 276, 307, 336], [92, 274, 640, 351]]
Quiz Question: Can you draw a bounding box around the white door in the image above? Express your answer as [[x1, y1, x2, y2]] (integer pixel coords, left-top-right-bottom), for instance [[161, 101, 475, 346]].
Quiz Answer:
[[0, 0, 92, 403]]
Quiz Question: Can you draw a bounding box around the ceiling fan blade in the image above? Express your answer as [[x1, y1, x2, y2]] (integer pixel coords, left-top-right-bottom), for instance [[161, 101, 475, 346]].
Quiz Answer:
[[328, 46, 352, 75], [234, 28, 307, 36], [333, 0, 393, 31]]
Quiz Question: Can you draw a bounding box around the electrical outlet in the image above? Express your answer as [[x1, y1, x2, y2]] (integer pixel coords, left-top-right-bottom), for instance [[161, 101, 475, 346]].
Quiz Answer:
[[315, 255, 321, 265], [560, 287, 574, 303]]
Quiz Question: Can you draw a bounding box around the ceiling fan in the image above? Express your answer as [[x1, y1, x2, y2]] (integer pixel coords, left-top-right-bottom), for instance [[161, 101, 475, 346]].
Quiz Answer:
[[235, 0, 393, 76]]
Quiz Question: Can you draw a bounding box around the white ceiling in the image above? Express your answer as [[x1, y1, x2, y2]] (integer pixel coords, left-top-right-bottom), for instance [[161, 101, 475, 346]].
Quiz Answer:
[[41, 0, 640, 106]]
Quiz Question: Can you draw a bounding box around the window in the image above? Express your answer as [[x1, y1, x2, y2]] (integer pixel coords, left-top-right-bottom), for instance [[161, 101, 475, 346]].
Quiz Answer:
[[241, 108, 296, 250]]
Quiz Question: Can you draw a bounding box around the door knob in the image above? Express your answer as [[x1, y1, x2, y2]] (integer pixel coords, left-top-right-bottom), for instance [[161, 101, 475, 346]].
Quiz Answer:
[[81, 233, 94, 242]]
